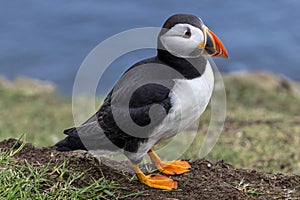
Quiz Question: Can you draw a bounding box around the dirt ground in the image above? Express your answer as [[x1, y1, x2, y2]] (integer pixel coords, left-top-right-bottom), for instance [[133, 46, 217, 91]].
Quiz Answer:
[[1, 138, 300, 199]]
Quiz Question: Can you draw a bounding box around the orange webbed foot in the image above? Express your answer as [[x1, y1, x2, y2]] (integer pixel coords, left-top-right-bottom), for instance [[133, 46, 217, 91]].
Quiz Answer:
[[140, 173, 178, 190], [132, 164, 177, 190], [148, 148, 192, 175], [156, 160, 191, 175]]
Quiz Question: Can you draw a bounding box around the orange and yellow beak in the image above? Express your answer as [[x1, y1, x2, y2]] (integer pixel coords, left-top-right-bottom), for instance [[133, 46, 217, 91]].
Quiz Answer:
[[198, 26, 228, 58]]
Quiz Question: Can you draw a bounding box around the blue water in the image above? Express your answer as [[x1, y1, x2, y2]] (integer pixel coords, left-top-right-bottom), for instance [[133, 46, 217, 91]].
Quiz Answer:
[[0, 0, 300, 95]]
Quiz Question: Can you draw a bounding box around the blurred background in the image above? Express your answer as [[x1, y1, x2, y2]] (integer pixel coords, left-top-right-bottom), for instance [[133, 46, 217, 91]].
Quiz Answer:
[[0, 0, 299, 95]]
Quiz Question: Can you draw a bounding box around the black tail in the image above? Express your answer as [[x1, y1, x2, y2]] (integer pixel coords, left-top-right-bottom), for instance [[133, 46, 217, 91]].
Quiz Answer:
[[55, 127, 87, 151]]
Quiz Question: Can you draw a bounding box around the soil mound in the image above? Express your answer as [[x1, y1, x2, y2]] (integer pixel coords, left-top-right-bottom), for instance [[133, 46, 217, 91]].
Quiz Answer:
[[1, 138, 299, 199]]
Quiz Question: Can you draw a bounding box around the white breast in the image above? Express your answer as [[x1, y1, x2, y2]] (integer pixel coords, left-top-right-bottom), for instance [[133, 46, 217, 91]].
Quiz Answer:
[[153, 61, 214, 141]]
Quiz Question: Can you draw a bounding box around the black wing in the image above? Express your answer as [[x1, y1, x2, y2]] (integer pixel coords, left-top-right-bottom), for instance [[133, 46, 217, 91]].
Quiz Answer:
[[97, 57, 174, 153], [58, 57, 174, 155]]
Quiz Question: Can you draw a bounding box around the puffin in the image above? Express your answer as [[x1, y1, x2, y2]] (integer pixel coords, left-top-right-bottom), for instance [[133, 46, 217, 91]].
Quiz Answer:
[[56, 14, 228, 190]]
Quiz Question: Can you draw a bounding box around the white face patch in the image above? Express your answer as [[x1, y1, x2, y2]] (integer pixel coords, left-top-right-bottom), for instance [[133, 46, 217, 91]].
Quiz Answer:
[[160, 23, 205, 58]]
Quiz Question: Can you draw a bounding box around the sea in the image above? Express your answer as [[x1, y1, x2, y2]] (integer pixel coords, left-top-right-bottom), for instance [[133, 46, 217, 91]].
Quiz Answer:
[[0, 0, 299, 95]]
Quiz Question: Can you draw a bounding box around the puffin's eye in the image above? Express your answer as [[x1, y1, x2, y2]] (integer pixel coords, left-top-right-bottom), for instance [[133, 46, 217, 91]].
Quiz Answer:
[[183, 28, 191, 38]]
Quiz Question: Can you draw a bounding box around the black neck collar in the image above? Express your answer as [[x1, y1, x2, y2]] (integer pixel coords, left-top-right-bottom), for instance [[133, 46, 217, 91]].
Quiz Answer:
[[157, 49, 207, 79]]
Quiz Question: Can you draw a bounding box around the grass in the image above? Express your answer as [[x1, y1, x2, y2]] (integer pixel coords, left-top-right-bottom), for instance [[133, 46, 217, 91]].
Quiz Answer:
[[208, 75, 300, 174], [0, 85, 73, 146], [230, 178, 264, 195], [0, 137, 140, 199]]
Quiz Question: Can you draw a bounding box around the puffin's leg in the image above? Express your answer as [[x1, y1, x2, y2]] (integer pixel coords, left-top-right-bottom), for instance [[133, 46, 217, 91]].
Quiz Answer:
[[148, 148, 191, 175], [132, 164, 177, 190]]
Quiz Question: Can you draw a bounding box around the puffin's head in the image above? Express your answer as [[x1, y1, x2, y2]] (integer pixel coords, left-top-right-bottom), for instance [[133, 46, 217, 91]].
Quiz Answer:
[[158, 14, 228, 59]]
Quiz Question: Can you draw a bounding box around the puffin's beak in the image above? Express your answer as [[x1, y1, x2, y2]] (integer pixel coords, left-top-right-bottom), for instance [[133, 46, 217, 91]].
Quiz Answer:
[[198, 26, 228, 58]]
